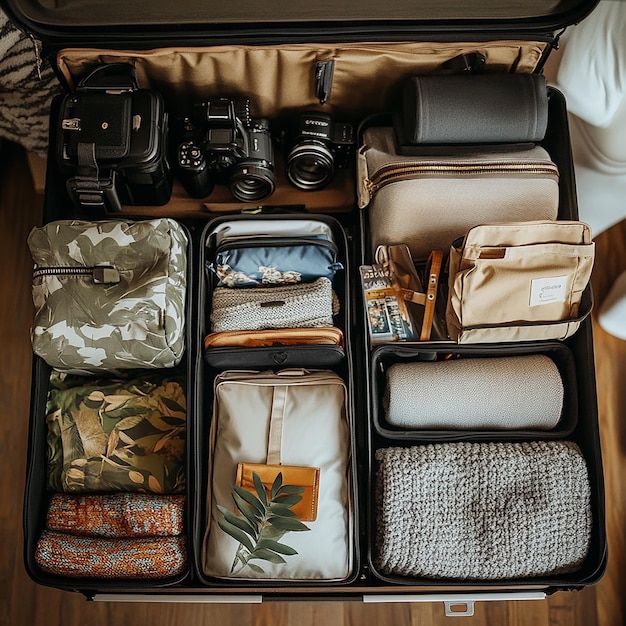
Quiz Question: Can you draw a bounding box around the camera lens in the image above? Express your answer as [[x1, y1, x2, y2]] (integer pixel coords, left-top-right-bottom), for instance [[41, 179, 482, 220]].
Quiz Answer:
[[286, 142, 334, 190], [229, 162, 276, 202], [229, 118, 276, 202]]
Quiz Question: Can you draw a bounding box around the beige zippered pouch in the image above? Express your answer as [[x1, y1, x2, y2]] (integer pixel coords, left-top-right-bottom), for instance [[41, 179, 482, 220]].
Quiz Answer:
[[202, 369, 354, 581], [358, 127, 560, 261], [446, 220, 595, 343]]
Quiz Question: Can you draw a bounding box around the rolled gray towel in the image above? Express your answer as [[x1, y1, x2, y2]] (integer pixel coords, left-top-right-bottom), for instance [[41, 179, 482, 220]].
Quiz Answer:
[[384, 355, 564, 430], [374, 441, 592, 580]]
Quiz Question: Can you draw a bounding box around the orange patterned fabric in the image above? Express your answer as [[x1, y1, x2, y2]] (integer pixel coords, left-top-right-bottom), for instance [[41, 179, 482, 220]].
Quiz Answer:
[[46, 494, 185, 537], [35, 531, 187, 579]]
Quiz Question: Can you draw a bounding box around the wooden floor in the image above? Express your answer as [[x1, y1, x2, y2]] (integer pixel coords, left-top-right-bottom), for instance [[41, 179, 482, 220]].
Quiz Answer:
[[0, 139, 624, 626]]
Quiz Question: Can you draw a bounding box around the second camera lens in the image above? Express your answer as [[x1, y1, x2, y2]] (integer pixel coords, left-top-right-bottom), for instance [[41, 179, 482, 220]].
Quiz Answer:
[[286, 142, 334, 191]]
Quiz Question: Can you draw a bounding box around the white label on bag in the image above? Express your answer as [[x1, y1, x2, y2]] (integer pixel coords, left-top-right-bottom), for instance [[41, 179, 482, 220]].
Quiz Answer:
[[530, 275, 569, 306]]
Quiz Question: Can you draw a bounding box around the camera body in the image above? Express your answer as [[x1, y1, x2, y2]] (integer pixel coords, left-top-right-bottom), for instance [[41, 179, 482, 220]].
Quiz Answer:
[[57, 64, 172, 214], [175, 97, 276, 202], [285, 112, 354, 191]]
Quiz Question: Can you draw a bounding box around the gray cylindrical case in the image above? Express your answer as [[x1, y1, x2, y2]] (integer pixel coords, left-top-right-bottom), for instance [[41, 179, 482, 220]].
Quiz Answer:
[[402, 74, 548, 145]]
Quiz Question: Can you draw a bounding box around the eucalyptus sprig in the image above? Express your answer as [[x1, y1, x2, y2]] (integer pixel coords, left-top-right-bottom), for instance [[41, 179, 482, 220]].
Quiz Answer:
[[217, 471, 310, 574]]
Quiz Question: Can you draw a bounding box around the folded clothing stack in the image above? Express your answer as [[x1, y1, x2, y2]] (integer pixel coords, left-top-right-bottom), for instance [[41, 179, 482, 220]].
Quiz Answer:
[[36, 371, 188, 579], [36, 494, 187, 578], [211, 277, 339, 332], [207, 219, 343, 334]]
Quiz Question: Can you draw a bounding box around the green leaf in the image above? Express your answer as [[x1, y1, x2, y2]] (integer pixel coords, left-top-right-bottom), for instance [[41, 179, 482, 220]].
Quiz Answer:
[[270, 472, 283, 499], [249, 548, 287, 565], [261, 526, 287, 541], [252, 472, 268, 506], [218, 517, 255, 553], [268, 516, 311, 532], [217, 505, 258, 540], [161, 397, 186, 414], [232, 491, 263, 527], [257, 538, 298, 556], [268, 504, 297, 518], [247, 562, 265, 574], [233, 485, 265, 516], [277, 485, 305, 495], [273, 494, 303, 507]]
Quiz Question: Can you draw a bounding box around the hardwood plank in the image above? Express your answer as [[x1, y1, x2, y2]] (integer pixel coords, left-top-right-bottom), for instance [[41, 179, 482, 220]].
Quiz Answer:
[[0, 140, 622, 626], [1, 139, 46, 626], [589, 221, 626, 626]]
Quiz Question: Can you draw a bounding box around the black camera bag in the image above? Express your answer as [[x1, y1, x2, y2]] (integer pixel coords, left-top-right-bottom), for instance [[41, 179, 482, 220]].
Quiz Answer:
[[57, 64, 172, 214]]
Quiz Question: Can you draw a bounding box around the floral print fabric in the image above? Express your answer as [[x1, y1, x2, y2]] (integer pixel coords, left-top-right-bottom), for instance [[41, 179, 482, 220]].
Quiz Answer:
[[46, 371, 186, 494]]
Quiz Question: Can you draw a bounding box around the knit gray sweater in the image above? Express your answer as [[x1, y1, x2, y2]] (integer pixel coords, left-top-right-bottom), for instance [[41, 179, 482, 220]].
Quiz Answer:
[[374, 441, 592, 580]]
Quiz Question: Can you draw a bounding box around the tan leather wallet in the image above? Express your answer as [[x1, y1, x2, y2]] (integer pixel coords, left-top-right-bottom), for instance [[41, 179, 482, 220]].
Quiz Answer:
[[235, 463, 320, 522]]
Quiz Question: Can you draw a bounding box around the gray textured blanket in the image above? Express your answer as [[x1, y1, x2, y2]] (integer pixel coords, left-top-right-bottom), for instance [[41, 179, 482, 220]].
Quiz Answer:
[[375, 441, 592, 580]]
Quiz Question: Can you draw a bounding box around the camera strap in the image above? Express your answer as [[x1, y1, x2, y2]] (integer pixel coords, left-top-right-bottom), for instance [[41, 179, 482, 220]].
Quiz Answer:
[[77, 142, 99, 180], [68, 142, 121, 214]]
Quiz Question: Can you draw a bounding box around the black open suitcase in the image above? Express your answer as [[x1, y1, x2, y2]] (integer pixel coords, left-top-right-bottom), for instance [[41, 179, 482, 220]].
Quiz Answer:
[[3, 0, 607, 615]]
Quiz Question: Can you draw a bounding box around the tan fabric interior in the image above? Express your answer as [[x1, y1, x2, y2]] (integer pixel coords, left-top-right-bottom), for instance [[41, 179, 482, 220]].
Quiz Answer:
[[55, 41, 549, 217]]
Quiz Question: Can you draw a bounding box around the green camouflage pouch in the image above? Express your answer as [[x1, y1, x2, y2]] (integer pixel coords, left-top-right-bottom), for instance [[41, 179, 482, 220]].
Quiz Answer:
[[28, 219, 188, 374]]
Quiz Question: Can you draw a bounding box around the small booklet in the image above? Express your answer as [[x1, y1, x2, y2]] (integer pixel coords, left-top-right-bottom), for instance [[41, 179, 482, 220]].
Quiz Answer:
[[359, 264, 418, 342]]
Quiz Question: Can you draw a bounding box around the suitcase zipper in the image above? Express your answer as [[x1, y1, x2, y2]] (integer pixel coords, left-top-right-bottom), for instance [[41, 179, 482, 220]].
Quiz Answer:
[[364, 160, 560, 199], [33, 265, 121, 284], [216, 236, 338, 254], [215, 370, 347, 389], [28, 34, 43, 80]]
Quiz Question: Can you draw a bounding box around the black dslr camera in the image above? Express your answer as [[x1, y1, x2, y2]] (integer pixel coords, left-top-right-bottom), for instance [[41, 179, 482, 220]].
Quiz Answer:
[[175, 97, 276, 202], [57, 64, 172, 213], [285, 112, 354, 191]]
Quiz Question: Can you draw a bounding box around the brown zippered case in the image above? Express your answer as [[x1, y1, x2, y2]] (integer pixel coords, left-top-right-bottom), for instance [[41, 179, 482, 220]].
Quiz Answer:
[[3, 0, 606, 608]]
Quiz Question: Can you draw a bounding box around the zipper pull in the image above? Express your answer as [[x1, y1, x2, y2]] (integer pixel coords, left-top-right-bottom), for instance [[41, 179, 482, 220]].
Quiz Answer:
[[92, 265, 120, 284], [62, 118, 82, 131], [28, 34, 43, 81], [33, 264, 120, 284], [364, 178, 379, 197], [315, 60, 335, 104], [440, 52, 486, 75], [551, 27, 567, 51]]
